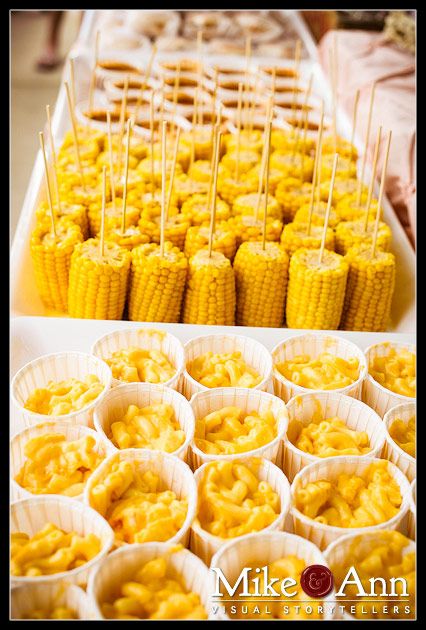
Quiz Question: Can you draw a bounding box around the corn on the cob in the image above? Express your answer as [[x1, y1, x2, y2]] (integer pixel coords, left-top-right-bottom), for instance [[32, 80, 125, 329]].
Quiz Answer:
[[137, 157, 183, 186], [30, 221, 83, 312], [68, 238, 131, 320], [170, 174, 209, 205], [275, 178, 314, 223], [187, 160, 230, 183], [146, 141, 191, 172], [286, 248, 349, 330], [36, 201, 89, 239], [320, 154, 357, 180], [224, 129, 263, 153], [341, 244, 396, 332], [227, 215, 283, 246], [336, 196, 380, 222], [232, 193, 283, 221], [61, 126, 104, 151], [183, 250, 236, 325], [321, 135, 358, 161], [270, 129, 315, 154], [140, 200, 180, 221], [56, 161, 99, 185], [184, 224, 237, 260], [138, 213, 190, 250], [245, 165, 284, 195], [221, 149, 260, 174], [280, 222, 335, 256], [104, 225, 150, 251], [58, 181, 105, 209], [181, 128, 216, 160], [319, 178, 368, 204], [104, 133, 148, 160], [217, 175, 258, 206], [129, 242, 188, 322], [270, 151, 314, 182], [88, 200, 140, 237], [294, 201, 341, 228], [113, 170, 146, 197], [58, 139, 100, 164], [335, 220, 392, 255], [181, 193, 231, 226], [234, 241, 289, 327], [96, 150, 139, 171]]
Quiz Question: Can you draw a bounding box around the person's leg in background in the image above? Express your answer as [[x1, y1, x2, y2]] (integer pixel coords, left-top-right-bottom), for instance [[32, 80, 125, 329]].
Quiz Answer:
[[36, 10, 65, 71]]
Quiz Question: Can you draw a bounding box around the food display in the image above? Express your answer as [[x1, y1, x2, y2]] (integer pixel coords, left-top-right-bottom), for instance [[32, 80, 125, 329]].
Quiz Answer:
[[187, 351, 261, 388], [275, 352, 360, 390], [368, 346, 416, 397], [24, 375, 104, 416]]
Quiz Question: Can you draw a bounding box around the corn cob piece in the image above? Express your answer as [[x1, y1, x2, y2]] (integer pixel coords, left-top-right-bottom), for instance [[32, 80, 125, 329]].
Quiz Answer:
[[336, 195, 380, 222], [68, 238, 131, 319], [146, 141, 191, 172], [104, 225, 150, 251], [221, 149, 260, 174], [321, 135, 358, 161], [270, 129, 315, 154], [30, 221, 83, 312], [224, 129, 263, 154], [96, 150, 139, 171], [319, 178, 368, 204], [88, 200, 140, 237], [36, 201, 89, 239], [140, 200, 180, 221], [137, 158, 183, 186], [56, 161, 99, 185], [234, 241, 289, 327], [58, 139, 100, 164], [187, 160, 230, 183], [275, 178, 314, 223], [286, 248, 349, 330], [113, 170, 145, 197], [320, 154, 357, 180], [181, 128, 216, 160], [281, 222, 335, 256], [226, 215, 283, 247], [294, 201, 341, 228], [172, 174, 209, 205], [181, 193, 231, 226], [61, 126, 105, 151], [129, 242, 188, 322], [104, 133, 148, 160], [217, 175, 258, 206], [270, 151, 314, 182], [335, 220, 392, 255], [58, 181, 106, 209], [232, 193, 283, 221], [244, 165, 284, 195], [138, 213, 190, 250], [183, 250, 236, 325], [341, 244, 396, 332], [184, 224, 237, 260]]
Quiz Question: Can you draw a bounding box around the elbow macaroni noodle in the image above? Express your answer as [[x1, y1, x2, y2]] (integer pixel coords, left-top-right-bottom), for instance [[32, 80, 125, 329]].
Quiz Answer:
[[275, 353, 360, 390], [187, 352, 261, 388], [105, 347, 176, 383], [389, 417, 415, 458], [24, 608, 77, 620], [369, 348, 416, 397], [24, 375, 104, 416], [288, 417, 371, 458]]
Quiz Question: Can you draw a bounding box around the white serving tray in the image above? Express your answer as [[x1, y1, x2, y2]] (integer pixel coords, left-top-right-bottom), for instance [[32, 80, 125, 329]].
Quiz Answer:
[[10, 11, 415, 332]]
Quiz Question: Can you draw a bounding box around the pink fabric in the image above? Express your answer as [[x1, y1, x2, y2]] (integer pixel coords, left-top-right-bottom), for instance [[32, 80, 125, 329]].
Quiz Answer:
[[318, 30, 416, 247]]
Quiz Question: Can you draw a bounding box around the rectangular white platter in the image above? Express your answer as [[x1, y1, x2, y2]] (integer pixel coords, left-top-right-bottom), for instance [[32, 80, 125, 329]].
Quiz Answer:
[[10, 10, 415, 332]]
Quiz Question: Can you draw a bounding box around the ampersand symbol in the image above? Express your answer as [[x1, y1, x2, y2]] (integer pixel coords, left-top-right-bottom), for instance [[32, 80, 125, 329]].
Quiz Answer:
[[300, 565, 334, 598]]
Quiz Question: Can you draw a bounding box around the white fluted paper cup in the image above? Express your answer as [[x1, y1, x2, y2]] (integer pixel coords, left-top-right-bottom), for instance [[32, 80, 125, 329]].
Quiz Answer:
[[283, 392, 386, 482], [383, 402, 416, 482], [362, 342, 416, 417], [182, 334, 273, 400], [84, 449, 197, 548], [290, 456, 412, 551], [11, 583, 98, 620], [11, 352, 112, 430], [210, 531, 336, 621], [87, 542, 214, 620], [271, 334, 367, 403], [11, 496, 114, 587], [11, 421, 113, 502], [324, 530, 416, 620], [94, 383, 194, 463], [190, 458, 291, 565], [408, 479, 416, 540], [190, 387, 288, 470], [91, 327, 184, 390]]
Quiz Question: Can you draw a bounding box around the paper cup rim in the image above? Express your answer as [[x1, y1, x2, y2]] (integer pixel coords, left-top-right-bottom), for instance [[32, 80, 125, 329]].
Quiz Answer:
[[183, 333, 273, 393], [290, 456, 412, 536], [93, 382, 195, 459], [11, 352, 113, 422], [364, 342, 416, 403], [284, 391, 386, 464], [11, 496, 114, 585], [90, 327, 185, 388], [383, 402, 416, 466], [190, 387, 288, 463], [271, 333, 367, 395], [324, 528, 416, 559]]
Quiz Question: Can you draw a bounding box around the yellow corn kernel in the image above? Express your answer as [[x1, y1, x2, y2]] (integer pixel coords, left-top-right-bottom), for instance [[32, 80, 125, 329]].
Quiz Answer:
[[87, 201, 140, 237], [184, 224, 237, 261], [181, 194, 230, 226], [105, 226, 150, 251], [224, 129, 264, 154], [187, 160, 230, 183], [270, 151, 314, 182], [319, 178, 368, 204], [183, 250, 236, 325], [68, 238, 131, 320], [286, 248, 349, 330], [275, 178, 314, 223], [138, 214, 190, 250], [217, 175, 258, 206], [129, 242, 188, 322], [232, 193, 283, 221], [335, 220, 392, 255], [281, 222, 335, 256], [172, 174, 209, 206], [341, 244, 396, 332], [320, 154, 357, 180], [36, 201, 89, 240], [293, 201, 341, 228], [244, 165, 284, 196], [320, 135, 358, 161], [336, 195, 381, 222], [30, 221, 83, 313], [137, 158, 183, 186], [226, 215, 283, 247], [234, 241, 289, 327]]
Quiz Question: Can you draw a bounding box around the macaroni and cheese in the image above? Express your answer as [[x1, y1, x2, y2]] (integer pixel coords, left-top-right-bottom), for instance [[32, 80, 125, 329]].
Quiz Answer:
[[15, 433, 104, 496], [109, 403, 185, 453], [187, 352, 261, 388], [389, 417, 415, 458], [288, 417, 371, 458], [195, 406, 277, 455], [101, 556, 207, 620], [275, 353, 360, 390], [105, 347, 176, 384], [24, 375, 104, 416], [89, 460, 187, 544], [24, 608, 77, 620], [369, 348, 416, 398], [295, 461, 402, 528], [11, 523, 101, 577], [196, 460, 280, 539]]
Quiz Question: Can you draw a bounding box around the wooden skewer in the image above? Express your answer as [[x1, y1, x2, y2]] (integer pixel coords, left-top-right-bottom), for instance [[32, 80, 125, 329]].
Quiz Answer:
[[39, 131, 56, 236], [45, 104, 62, 214], [371, 130, 392, 258], [306, 102, 324, 236], [296, 74, 313, 178], [290, 39, 302, 137], [207, 124, 219, 211], [363, 125, 382, 232], [270, 66, 277, 106], [149, 90, 156, 200], [159, 76, 165, 149], [134, 44, 157, 122], [189, 88, 198, 179], [234, 82, 244, 182], [315, 131, 324, 210], [197, 30, 204, 127], [261, 121, 273, 251], [160, 121, 167, 257], [248, 74, 259, 135], [100, 165, 107, 258], [243, 35, 252, 131], [319, 152, 339, 264], [166, 127, 181, 221], [69, 58, 76, 112], [106, 111, 116, 211], [328, 47, 337, 155], [254, 97, 273, 222], [210, 68, 219, 155], [356, 80, 377, 206], [87, 31, 100, 128], [171, 61, 181, 134], [118, 75, 129, 177], [64, 81, 85, 191], [208, 129, 221, 257], [293, 73, 313, 158], [349, 89, 360, 163], [121, 117, 132, 234]]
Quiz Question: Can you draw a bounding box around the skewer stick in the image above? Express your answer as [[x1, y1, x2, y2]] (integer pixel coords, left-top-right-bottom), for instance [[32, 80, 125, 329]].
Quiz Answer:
[[171, 61, 181, 134], [197, 30, 204, 127], [160, 121, 167, 257], [45, 104, 62, 214], [356, 80, 377, 206], [159, 76, 165, 148], [121, 117, 132, 234], [254, 97, 273, 222], [371, 130, 392, 258], [293, 73, 313, 158], [69, 58, 76, 111], [363, 126, 382, 232], [306, 102, 324, 236], [166, 127, 181, 221], [248, 74, 259, 135], [134, 44, 157, 121], [270, 67, 277, 106], [64, 81, 85, 191], [39, 131, 56, 236], [328, 47, 337, 154], [208, 129, 221, 257], [234, 82, 244, 182], [100, 165, 107, 258], [106, 111, 116, 211], [349, 89, 360, 163], [319, 152, 339, 264], [149, 90, 156, 200], [207, 124, 219, 211], [242, 36, 252, 130], [87, 32, 100, 128], [261, 121, 273, 251], [189, 88, 198, 179], [210, 68, 218, 154], [118, 75, 129, 177], [290, 39, 302, 137]]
